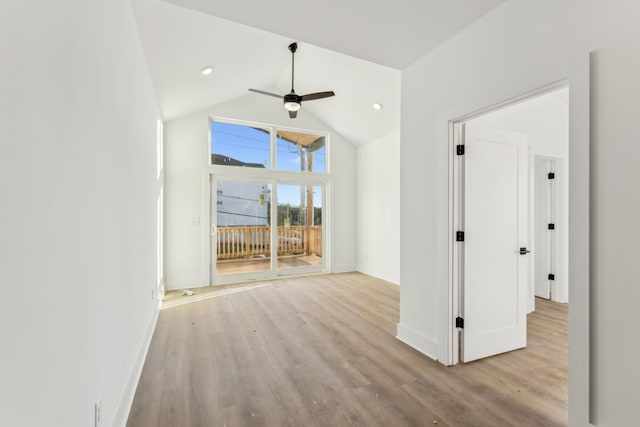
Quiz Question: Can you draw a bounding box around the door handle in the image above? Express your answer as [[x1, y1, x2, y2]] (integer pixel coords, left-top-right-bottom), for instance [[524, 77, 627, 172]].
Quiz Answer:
[[519, 247, 531, 255]]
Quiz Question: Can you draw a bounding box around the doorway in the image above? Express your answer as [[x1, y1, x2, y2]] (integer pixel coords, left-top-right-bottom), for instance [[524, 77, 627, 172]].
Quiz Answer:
[[451, 86, 570, 363], [209, 175, 326, 285], [534, 156, 563, 301]]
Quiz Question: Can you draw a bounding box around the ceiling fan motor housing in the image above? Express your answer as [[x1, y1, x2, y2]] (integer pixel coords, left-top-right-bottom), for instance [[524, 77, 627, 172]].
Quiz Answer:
[[284, 92, 301, 104]]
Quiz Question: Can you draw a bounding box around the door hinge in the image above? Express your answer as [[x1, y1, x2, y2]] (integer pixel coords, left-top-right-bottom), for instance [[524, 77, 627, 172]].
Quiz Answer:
[[548, 223, 555, 230], [456, 144, 465, 156], [548, 273, 555, 281], [548, 172, 555, 179], [456, 316, 464, 329], [456, 231, 465, 242]]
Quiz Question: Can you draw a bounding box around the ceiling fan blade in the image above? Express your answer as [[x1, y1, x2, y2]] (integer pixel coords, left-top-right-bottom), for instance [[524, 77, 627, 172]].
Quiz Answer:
[[300, 91, 335, 102], [289, 110, 297, 119], [248, 89, 283, 99]]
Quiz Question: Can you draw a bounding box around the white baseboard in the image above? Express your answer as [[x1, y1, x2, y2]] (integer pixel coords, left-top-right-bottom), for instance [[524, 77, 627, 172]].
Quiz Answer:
[[112, 305, 160, 427], [396, 323, 438, 361], [356, 266, 400, 285], [165, 275, 208, 291], [332, 264, 357, 273]]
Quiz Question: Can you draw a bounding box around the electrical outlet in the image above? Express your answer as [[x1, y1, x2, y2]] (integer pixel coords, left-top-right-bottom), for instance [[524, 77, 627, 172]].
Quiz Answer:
[[95, 400, 102, 427]]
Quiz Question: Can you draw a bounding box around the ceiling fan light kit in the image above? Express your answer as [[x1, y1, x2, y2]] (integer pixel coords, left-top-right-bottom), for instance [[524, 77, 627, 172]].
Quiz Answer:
[[249, 42, 335, 119], [284, 100, 301, 112]]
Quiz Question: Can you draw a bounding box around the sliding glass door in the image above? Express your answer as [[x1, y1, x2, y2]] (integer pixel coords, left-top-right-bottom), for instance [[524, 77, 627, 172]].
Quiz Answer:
[[211, 178, 274, 283], [276, 184, 323, 274], [210, 176, 325, 284]]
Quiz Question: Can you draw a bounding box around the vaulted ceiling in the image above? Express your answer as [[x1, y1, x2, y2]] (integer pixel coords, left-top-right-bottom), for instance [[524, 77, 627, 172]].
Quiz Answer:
[[132, 0, 506, 145]]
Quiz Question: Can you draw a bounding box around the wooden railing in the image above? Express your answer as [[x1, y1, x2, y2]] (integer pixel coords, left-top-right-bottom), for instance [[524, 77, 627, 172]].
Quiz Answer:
[[216, 226, 322, 260]]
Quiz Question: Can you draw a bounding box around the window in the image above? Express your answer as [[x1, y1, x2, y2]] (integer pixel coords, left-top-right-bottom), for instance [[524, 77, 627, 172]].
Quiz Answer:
[[211, 121, 270, 169], [210, 119, 327, 173], [276, 130, 326, 173]]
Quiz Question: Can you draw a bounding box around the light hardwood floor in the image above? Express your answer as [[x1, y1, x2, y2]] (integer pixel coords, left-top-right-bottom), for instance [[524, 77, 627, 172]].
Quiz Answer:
[[128, 273, 567, 427], [215, 255, 322, 275]]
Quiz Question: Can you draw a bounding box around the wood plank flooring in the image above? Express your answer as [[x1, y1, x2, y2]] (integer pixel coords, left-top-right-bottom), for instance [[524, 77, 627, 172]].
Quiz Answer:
[[215, 255, 322, 275], [128, 273, 567, 427]]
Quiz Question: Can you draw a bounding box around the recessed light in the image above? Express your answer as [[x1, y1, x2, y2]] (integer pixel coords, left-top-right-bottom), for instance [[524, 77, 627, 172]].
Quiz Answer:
[[373, 102, 383, 110], [201, 66, 213, 76]]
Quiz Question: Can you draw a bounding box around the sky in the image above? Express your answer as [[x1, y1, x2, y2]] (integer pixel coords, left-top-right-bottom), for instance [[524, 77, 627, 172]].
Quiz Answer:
[[211, 121, 324, 206]]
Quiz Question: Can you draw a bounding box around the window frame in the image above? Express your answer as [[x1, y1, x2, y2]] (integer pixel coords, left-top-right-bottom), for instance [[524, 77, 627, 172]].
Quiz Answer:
[[208, 116, 330, 175]]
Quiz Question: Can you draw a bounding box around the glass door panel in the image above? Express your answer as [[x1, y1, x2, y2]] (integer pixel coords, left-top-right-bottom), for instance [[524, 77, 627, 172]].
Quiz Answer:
[[213, 180, 272, 278], [276, 184, 323, 272]]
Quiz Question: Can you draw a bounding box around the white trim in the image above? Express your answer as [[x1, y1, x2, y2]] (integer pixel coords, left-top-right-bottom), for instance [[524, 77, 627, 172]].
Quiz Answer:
[[396, 323, 438, 361], [203, 171, 212, 286], [446, 81, 572, 365], [213, 270, 276, 286], [332, 264, 356, 273], [166, 276, 208, 290], [551, 157, 568, 303], [355, 266, 400, 285], [449, 121, 463, 365], [204, 163, 332, 183], [528, 147, 535, 312], [439, 54, 590, 426], [112, 306, 160, 427], [532, 154, 568, 304], [567, 53, 591, 427]]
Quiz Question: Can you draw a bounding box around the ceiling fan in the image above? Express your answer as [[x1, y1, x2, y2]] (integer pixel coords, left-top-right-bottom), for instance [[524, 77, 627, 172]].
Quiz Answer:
[[249, 42, 335, 119]]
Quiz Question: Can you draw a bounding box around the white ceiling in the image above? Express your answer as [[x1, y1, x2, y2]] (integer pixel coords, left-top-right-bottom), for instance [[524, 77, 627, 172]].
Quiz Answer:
[[132, 0, 506, 145], [161, 0, 506, 69]]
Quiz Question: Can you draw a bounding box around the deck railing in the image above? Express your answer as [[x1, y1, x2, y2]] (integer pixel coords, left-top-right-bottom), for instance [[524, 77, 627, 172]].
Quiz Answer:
[[216, 225, 323, 260]]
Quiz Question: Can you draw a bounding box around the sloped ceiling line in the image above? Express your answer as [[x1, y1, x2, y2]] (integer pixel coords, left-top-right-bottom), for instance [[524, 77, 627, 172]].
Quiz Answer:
[[132, 0, 505, 144]]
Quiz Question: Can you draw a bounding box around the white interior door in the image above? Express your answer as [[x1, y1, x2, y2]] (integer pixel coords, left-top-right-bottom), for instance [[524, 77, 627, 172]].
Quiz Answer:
[[461, 124, 529, 363], [534, 157, 554, 299]]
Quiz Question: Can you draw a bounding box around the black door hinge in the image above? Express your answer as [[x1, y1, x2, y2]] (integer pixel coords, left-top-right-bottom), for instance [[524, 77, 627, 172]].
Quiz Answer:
[[456, 145, 465, 156], [548, 172, 555, 179], [456, 231, 465, 242], [548, 274, 555, 281], [548, 223, 555, 230], [456, 317, 464, 329]]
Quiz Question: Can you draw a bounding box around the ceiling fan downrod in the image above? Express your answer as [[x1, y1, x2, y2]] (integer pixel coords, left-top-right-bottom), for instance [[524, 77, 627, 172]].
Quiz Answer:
[[289, 42, 297, 93]]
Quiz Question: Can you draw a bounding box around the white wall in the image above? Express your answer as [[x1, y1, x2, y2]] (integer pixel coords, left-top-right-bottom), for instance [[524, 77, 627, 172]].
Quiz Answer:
[[0, 1, 162, 426], [470, 90, 570, 304], [356, 131, 401, 284], [400, 0, 640, 425], [164, 91, 357, 289]]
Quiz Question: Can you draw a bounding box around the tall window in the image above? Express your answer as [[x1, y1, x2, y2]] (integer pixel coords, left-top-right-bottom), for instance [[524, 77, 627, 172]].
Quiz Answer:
[[208, 118, 328, 284]]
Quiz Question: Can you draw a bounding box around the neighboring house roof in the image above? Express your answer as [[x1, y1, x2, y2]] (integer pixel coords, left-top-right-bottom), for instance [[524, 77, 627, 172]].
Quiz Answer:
[[211, 154, 265, 168]]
